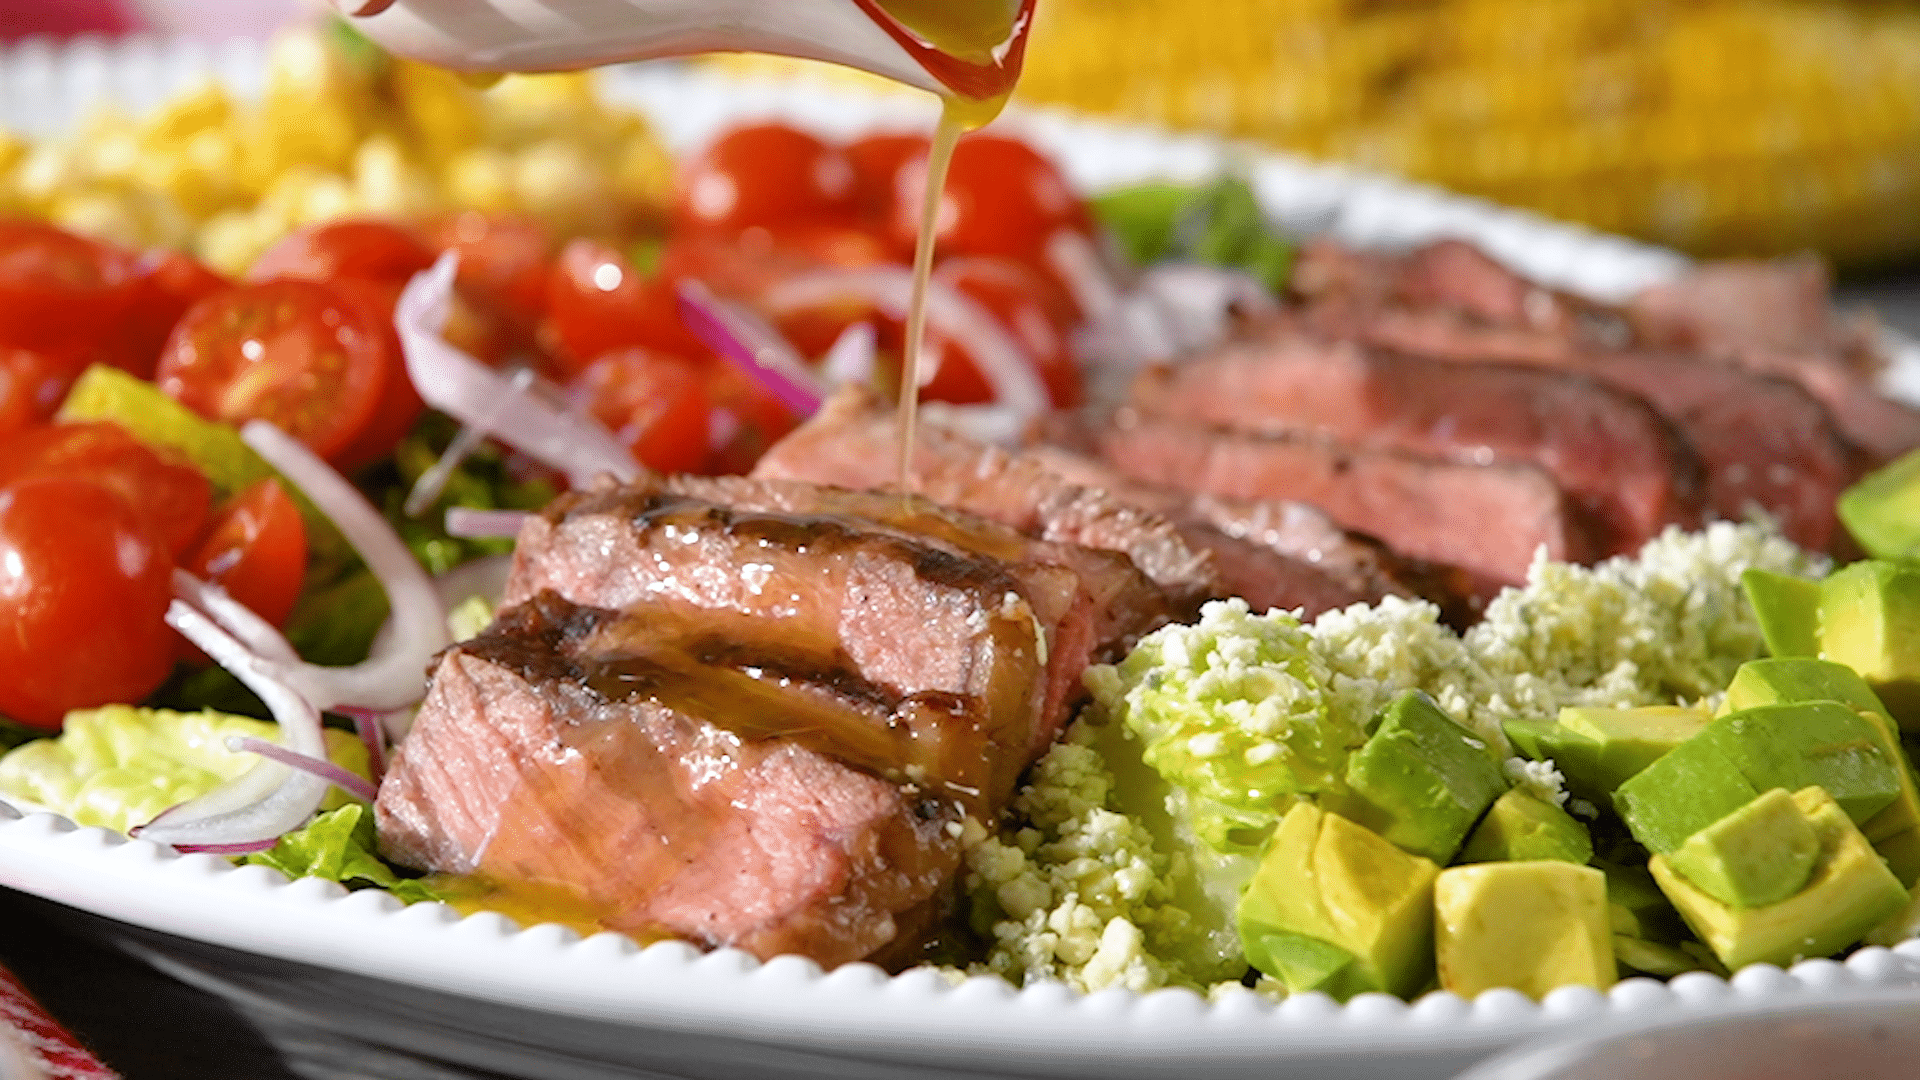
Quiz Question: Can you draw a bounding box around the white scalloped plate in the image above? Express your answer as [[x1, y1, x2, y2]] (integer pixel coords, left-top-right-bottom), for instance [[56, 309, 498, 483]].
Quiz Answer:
[[4, 37, 1920, 1080]]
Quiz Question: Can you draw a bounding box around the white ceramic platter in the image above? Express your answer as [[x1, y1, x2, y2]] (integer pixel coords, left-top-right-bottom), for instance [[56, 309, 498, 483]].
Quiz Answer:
[[3, 35, 1920, 1080]]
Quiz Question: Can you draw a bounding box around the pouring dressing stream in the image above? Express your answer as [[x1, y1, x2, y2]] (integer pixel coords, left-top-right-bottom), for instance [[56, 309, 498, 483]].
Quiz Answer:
[[337, 0, 1036, 486]]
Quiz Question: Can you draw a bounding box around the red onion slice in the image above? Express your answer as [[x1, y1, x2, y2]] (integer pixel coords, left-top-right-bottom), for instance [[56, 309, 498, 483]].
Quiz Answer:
[[136, 600, 332, 848], [403, 368, 534, 517], [762, 267, 1050, 428], [820, 322, 878, 387], [396, 255, 638, 487], [227, 736, 378, 804], [336, 707, 388, 786], [243, 422, 448, 712], [675, 280, 827, 417], [443, 508, 529, 539]]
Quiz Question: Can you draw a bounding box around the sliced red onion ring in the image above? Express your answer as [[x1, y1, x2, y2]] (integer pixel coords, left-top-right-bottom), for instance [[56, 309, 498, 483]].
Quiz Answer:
[[396, 254, 637, 487], [443, 507, 529, 539], [762, 267, 1050, 429], [227, 736, 379, 804], [242, 422, 449, 712], [136, 600, 332, 848], [433, 552, 513, 612], [403, 366, 535, 517], [335, 706, 388, 786], [175, 839, 280, 856], [1044, 229, 1126, 325], [675, 279, 827, 417], [820, 322, 878, 388]]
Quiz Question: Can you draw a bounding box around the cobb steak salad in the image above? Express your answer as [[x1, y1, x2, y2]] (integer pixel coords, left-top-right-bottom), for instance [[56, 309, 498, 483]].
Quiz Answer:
[[2, 28, 1920, 1009]]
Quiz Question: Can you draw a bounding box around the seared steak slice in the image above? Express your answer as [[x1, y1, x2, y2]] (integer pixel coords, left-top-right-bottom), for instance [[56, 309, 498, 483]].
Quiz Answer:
[[377, 592, 969, 967], [752, 388, 1398, 616], [1130, 332, 1705, 555], [1625, 256, 1872, 364], [506, 476, 1144, 755], [1723, 349, 1920, 467], [1093, 412, 1596, 587]]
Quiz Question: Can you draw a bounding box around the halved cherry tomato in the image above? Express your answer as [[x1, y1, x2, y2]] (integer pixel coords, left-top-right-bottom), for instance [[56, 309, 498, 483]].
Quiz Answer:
[[925, 257, 1083, 408], [702, 357, 799, 475], [674, 124, 858, 235], [113, 251, 232, 379], [156, 279, 387, 465], [0, 221, 142, 352], [326, 277, 426, 472], [248, 219, 438, 286], [545, 239, 708, 374], [0, 420, 212, 559], [185, 478, 308, 629], [886, 133, 1092, 265], [570, 348, 711, 475], [845, 132, 930, 230], [421, 211, 554, 338], [0, 476, 175, 731]]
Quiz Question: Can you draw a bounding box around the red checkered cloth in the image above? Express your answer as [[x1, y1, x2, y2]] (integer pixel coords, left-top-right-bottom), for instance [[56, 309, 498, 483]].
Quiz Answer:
[[0, 967, 118, 1080]]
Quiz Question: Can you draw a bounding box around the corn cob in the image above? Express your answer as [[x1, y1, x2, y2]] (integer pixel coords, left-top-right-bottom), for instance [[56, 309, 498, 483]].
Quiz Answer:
[[1012, 0, 1920, 266]]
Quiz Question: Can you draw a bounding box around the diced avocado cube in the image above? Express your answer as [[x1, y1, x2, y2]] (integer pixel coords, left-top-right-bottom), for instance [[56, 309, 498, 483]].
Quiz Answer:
[[1614, 737, 1760, 854], [1238, 802, 1439, 1000], [1458, 788, 1593, 865], [1649, 787, 1909, 971], [1434, 862, 1615, 1000], [1863, 881, 1920, 948], [1818, 560, 1920, 731], [1341, 691, 1509, 864], [1502, 718, 1604, 801], [1612, 935, 1709, 978], [1599, 860, 1689, 945], [1666, 788, 1821, 909], [1724, 658, 1920, 886], [1701, 702, 1901, 827], [1500, 718, 1563, 763], [1556, 705, 1713, 795], [1741, 567, 1821, 659], [1837, 447, 1920, 561]]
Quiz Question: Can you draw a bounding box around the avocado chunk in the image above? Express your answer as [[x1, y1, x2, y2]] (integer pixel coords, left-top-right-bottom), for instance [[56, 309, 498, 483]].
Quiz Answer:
[[1665, 788, 1821, 908], [1615, 701, 1901, 853], [1434, 862, 1615, 1000], [1340, 690, 1509, 863], [1458, 788, 1594, 865], [1599, 859, 1689, 945], [1238, 802, 1439, 1000], [1556, 706, 1713, 796], [1724, 658, 1920, 886], [1837, 446, 1920, 560], [1740, 567, 1821, 659], [1649, 787, 1908, 970], [1818, 560, 1920, 731]]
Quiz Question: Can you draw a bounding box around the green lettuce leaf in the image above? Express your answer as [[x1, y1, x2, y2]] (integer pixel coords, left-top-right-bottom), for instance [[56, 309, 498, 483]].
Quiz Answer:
[[0, 705, 370, 835], [1092, 176, 1295, 290], [243, 804, 446, 903]]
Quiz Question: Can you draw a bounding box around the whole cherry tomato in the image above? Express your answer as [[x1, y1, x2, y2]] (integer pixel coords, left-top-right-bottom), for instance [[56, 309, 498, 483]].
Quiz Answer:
[[0, 477, 175, 731], [569, 348, 711, 475], [0, 421, 212, 559], [0, 221, 142, 352], [185, 477, 308, 629], [702, 358, 799, 475], [0, 347, 85, 435], [156, 279, 388, 465], [545, 239, 708, 374], [673, 124, 858, 235], [845, 132, 930, 229], [248, 219, 438, 286], [886, 133, 1092, 265], [421, 211, 554, 339]]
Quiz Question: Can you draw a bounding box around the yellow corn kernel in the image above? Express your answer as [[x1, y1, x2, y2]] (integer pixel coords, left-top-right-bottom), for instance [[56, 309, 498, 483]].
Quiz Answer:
[[351, 134, 439, 217], [390, 58, 485, 167], [443, 146, 516, 212], [141, 82, 233, 148]]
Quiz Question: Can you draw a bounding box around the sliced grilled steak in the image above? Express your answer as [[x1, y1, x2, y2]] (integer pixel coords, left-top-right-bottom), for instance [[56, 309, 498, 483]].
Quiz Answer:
[[1624, 256, 1871, 363], [376, 592, 969, 967], [1723, 349, 1920, 467], [752, 388, 1400, 616], [1093, 411, 1595, 587], [1130, 331, 1705, 554], [506, 475, 1154, 755]]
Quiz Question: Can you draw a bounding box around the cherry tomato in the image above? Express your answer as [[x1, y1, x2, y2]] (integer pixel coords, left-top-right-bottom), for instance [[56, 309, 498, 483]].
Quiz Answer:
[[324, 277, 425, 472], [845, 132, 930, 228], [925, 257, 1082, 408], [673, 124, 858, 235], [570, 349, 711, 475], [185, 478, 308, 628], [886, 134, 1092, 265], [0, 421, 212, 559], [156, 279, 387, 465], [248, 219, 438, 286], [545, 240, 708, 375], [421, 211, 554, 338], [0, 477, 175, 731], [702, 358, 799, 475], [0, 221, 142, 351], [0, 347, 85, 434], [113, 251, 232, 380]]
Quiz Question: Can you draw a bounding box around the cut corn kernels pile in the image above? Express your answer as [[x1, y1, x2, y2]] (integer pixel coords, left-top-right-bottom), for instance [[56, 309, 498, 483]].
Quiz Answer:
[[0, 28, 675, 274]]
